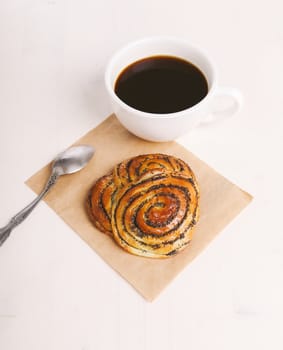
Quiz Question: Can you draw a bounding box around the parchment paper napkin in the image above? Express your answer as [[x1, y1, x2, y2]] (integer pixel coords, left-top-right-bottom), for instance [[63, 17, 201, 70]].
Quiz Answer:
[[26, 115, 252, 301]]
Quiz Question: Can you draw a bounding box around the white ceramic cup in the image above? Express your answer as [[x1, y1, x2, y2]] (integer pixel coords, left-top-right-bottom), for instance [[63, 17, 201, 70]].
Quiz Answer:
[[105, 37, 242, 142]]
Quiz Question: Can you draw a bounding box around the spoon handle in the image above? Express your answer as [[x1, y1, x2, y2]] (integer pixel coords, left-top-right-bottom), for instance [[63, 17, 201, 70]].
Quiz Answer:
[[0, 172, 59, 247]]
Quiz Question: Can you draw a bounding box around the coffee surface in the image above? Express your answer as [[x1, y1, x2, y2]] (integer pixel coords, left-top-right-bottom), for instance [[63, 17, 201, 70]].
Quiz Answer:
[[114, 55, 208, 114]]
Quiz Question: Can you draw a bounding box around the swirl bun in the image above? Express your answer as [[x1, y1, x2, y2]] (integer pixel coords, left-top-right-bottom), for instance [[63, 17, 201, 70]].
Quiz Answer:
[[87, 154, 199, 258], [113, 153, 194, 188]]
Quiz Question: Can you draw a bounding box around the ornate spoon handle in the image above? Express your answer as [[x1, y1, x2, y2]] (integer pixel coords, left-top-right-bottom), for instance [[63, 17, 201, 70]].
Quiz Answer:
[[0, 172, 59, 247]]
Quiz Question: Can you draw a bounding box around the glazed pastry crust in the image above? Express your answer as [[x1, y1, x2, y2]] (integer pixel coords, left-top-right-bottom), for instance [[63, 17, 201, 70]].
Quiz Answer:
[[87, 154, 199, 258], [86, 173, 116, 235]]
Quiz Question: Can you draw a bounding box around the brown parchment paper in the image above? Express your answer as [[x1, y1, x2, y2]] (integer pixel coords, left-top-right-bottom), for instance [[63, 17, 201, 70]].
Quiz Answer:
[[26, 115, 252, 301]]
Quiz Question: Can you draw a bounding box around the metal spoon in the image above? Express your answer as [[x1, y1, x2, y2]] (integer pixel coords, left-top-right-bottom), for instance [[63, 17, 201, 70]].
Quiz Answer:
[[0, 145, 95, 247]]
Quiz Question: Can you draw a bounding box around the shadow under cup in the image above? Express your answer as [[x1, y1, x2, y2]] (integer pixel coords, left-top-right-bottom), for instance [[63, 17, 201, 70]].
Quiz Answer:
[[105, 37, 217, 142]]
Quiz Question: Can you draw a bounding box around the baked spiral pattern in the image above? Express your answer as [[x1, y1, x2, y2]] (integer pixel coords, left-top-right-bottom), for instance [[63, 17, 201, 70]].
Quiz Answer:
[[111, 172, 199, 258], [87, 154, 200, 258]]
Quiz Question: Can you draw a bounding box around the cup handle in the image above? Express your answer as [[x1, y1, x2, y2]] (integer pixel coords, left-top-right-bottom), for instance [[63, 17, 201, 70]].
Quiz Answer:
[[201, 87, 243, 124]]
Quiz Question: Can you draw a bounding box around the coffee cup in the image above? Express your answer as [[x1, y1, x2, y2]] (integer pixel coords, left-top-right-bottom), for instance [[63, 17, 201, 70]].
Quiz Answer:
[[105, 37, 242, 142]]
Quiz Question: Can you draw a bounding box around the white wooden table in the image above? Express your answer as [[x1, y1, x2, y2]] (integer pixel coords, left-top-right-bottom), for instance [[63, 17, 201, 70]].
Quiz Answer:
[[0, 1, 282, 349]]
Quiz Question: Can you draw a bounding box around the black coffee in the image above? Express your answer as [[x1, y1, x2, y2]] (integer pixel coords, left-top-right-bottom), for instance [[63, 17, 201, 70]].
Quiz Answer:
[[114, 55, 208, 114]]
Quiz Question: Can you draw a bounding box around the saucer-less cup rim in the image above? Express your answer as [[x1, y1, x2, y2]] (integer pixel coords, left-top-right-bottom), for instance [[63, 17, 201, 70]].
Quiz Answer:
[[105, 36, 217, 119]]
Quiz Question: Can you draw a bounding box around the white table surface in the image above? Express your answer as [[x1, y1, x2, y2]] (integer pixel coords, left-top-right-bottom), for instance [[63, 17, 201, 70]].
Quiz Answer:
[[0, 0, 283, 349]]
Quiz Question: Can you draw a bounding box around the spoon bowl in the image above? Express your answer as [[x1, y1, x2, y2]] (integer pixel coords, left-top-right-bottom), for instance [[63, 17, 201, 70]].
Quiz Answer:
[[53, 145, 95, 175]]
